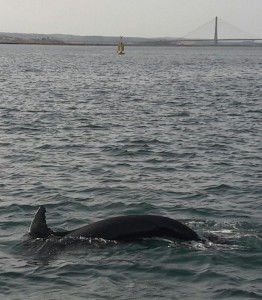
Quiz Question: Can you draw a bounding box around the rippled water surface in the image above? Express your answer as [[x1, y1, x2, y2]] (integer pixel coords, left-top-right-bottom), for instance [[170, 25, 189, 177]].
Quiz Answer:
[[0, 45, 262, 299]]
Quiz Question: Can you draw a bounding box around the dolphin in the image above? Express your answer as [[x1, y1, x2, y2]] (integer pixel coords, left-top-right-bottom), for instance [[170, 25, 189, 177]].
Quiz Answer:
[[28, 206, 201, 242]]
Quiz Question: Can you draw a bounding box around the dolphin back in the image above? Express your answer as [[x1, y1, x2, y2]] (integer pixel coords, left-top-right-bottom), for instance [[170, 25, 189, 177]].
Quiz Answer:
[[65, 215, 200, 242], [28, 207, 200, 242]]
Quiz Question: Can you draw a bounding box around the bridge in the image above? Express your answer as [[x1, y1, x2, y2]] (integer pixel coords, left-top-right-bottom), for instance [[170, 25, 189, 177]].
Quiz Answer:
[[176, 17, 262, 45]]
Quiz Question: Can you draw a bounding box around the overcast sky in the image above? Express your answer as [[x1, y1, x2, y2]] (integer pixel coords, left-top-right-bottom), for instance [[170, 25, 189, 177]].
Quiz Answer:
[[0, 0, 261, 38]]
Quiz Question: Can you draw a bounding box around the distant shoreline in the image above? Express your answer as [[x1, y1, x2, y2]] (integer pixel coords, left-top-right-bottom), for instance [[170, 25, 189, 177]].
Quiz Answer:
[[1, 41, 262, 47], [1, 32, 261, 47]]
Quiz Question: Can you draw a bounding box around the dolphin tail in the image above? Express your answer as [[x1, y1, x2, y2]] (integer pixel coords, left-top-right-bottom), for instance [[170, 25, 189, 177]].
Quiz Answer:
[[29, 206, 53, 238]]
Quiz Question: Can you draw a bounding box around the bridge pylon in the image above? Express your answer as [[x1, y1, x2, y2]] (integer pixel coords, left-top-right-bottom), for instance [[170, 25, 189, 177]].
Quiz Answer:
[[214, 16, 218, 44]]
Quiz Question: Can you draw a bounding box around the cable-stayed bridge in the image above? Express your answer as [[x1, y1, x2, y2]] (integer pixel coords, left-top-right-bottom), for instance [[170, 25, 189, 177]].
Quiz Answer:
[[176, 17, 262, 45]]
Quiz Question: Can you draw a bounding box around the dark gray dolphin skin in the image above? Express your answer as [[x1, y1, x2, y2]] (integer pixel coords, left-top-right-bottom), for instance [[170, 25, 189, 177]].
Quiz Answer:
[[29, 206, 201, 242]]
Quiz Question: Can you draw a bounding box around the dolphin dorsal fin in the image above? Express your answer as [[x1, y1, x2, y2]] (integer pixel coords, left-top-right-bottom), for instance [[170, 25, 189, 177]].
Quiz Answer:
[[29, 206, 53, 238]]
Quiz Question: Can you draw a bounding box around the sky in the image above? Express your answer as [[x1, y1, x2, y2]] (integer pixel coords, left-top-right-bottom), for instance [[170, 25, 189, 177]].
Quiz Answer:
[[0, 0, 262, 38]]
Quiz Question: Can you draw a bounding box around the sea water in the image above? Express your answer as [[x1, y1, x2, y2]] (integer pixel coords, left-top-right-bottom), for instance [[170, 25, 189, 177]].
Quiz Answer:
[[0, 44, 261, 299]]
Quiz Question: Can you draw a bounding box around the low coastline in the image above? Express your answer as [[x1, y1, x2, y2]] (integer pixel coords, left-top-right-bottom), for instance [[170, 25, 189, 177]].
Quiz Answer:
[[1, 41, 262, 47], [1, 32, 261, 47]]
